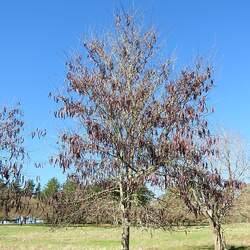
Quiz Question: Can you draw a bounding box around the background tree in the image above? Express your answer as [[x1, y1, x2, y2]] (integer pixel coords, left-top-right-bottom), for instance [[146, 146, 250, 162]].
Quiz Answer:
[[228, 184, 250, 223], [23, 179, 35, 197], [35, 182, 41, 198], [158, 188, 203, 226], [62, 178, 78, 195], [42, 177, 60, 198], [51, 11, 214, 250]]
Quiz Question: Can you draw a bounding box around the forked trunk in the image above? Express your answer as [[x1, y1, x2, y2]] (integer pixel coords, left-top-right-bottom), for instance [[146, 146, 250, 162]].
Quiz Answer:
[[209, 219, 227, 250]]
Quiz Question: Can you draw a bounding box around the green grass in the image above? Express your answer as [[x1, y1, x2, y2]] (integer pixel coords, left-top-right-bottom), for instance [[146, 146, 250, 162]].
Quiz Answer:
[[0, 223, 249, 249]]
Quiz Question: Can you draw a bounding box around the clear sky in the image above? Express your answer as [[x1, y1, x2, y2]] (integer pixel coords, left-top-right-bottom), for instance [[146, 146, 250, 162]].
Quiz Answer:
[[1, 0, 249, 185]]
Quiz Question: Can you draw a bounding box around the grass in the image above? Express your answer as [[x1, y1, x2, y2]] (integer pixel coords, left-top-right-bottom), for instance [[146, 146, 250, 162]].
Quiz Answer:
[[0, 223, 250, 249]]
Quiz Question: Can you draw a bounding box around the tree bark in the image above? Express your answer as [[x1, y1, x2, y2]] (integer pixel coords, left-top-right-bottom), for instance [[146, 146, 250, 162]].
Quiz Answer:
[[120, 176, 131, 250], [122, 213, 130, 250], [209, 219, 227, 250], [121, 199, 130, 250]]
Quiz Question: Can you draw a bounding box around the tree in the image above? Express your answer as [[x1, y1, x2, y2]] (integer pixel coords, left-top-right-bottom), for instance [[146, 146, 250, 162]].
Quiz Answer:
[[0, 105, 25, 183], [51, 11, 214, 250], [62, 178, 78, 195], [229, 184, 250, 223], [172, 131, 249, 250], [35, 182, 42, 198], [23, 179, 35, 197], [42, 178, 60, 198], [0, 105, 45, 223], [158, 188, 202, 226], [0, 105, 25, 221]]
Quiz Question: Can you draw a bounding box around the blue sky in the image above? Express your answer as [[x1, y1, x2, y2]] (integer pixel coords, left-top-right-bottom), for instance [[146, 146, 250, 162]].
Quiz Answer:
[[0, 0, 249, 185]]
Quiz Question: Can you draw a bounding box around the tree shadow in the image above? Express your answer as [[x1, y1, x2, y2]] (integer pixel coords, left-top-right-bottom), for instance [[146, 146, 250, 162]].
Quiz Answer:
[[228, 247, 250, 250], [187, 246, 250, 250], [187, 246, 212, 250]]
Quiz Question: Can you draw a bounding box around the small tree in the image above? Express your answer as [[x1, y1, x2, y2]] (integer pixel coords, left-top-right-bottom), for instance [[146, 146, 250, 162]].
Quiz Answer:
[[51, 11, 214, 250], [173, 131, 249, 250]]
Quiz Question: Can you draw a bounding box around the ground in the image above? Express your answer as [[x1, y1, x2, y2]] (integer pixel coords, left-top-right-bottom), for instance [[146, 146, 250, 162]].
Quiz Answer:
[[0, 223, 249, 250]]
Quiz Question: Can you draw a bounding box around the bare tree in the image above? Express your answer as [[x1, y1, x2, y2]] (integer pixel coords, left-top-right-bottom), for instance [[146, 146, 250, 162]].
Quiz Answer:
[[51, 11, 214, 250], [173, 131, 249, 250]]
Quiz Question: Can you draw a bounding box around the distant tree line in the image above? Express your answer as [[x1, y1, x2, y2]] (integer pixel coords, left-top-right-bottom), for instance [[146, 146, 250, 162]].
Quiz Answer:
[[2, 176, 250, 228]]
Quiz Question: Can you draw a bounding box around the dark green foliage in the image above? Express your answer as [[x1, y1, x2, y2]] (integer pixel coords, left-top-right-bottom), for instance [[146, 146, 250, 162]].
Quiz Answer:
[[42, 178, 60, 198], [62, 179, 78, 195]]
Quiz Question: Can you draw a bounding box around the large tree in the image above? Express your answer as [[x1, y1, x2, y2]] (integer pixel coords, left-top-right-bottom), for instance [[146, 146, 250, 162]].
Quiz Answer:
[[51, 11, 214, 250]]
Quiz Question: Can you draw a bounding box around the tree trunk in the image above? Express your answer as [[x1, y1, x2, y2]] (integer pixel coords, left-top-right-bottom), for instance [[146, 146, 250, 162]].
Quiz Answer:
[[120, 197, 131, 250], [209, 219, 227, 250], [121, 212, 130, 250]]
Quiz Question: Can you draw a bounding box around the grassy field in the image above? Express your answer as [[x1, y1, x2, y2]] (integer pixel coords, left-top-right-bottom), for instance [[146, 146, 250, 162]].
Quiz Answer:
[[0, 224, 250, 250]]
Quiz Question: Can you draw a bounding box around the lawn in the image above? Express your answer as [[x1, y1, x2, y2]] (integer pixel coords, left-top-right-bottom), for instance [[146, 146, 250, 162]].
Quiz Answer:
[[0, 223, 250, 250]]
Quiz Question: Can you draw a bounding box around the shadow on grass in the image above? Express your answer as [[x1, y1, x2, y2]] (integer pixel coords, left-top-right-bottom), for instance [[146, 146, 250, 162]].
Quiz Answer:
[[188, 246, 250, 250], [229, 247, 250, 250], [42, 223, 116, 229]]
